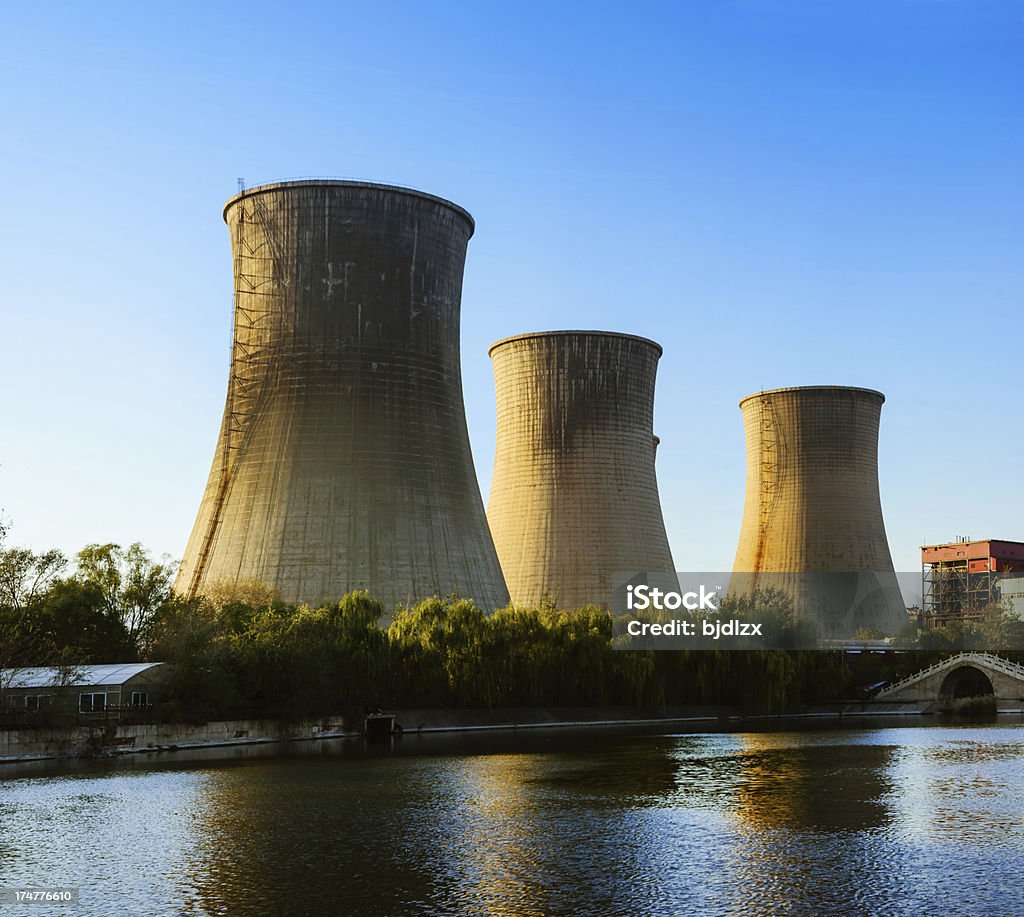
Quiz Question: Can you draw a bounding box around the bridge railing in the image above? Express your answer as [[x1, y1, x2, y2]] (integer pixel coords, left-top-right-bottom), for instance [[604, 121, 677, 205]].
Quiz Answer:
[[972, 652, 1024, 680], [875, 652, 1024, 699]]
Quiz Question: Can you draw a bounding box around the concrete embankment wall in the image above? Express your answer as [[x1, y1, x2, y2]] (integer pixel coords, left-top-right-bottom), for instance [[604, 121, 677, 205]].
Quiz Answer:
[[2, 701, 1006, 764], [0, 718, 347, 761], [0, 707, 725, 762]]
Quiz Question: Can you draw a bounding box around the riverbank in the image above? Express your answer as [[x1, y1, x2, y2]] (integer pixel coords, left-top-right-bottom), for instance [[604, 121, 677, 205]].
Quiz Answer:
[[3, 698, 1012, 766], [0, 706, 723, 763]]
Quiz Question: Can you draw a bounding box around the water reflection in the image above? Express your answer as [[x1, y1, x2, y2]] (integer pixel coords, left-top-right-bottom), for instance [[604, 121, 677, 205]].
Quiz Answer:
[[3, 727, 1024, 915], [888, 730, 1024, 845], [722, 734, 900, 915], [730, 733, 893, 831], [0, 771, 208, 915], [182, 740, 687, 916]]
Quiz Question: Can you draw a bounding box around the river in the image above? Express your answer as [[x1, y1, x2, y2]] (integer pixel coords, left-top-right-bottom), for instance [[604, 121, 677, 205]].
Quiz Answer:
[[1, 723, 1023, 915]]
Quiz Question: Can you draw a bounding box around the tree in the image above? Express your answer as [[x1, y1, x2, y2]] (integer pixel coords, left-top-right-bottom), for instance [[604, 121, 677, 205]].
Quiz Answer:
[[0, 546, 68, 611], [31, 579, 136, 662], [73, 543, 177, 645], [0, 604, 52, 680], [201, 578, 280, 614], [0, 541, 70, 673]]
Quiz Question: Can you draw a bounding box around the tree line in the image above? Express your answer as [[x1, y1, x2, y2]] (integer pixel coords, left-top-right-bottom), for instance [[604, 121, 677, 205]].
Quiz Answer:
[[2, 535, 1021, 721]]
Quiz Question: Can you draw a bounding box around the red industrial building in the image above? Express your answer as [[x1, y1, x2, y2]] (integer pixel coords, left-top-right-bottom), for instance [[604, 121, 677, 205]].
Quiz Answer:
[[921, 538, 1024, 625]]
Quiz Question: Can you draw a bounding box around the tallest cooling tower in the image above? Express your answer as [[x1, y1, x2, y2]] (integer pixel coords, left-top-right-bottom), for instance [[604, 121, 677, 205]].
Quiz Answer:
[[176, 180, 508, 610]]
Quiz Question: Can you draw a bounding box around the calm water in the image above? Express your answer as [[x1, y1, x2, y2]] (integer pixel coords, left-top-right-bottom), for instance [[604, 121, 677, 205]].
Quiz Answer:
[[2, 724, 1024, 916]]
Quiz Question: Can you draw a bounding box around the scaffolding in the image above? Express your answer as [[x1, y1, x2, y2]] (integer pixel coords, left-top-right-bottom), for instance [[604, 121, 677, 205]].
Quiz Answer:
[[919, 538, 1024, 627], [185, 194, 282, 598], [921, 562, 994, 626]]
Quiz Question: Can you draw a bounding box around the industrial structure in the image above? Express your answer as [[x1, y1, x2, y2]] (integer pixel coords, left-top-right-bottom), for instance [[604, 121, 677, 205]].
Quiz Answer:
[[176, 180, 509, 610], [486, 331, 677, 609], [729, 386, 906, 639], [921, 538, 1024, 626]]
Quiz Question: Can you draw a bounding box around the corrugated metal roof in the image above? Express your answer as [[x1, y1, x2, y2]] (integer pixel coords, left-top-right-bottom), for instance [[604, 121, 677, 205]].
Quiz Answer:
[[2, 663, 165, 690]]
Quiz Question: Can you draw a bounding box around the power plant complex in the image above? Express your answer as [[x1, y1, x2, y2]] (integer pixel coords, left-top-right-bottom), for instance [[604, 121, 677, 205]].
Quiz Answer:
[[176, 180, 508, 610], [486, 331, 677, 609], [176, 178, 913, 640], [728, 386, 907, 637]]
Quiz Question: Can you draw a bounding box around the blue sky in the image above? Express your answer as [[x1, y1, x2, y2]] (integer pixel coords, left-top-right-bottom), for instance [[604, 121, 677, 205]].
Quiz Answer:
[[1, 0, 1021, 573]]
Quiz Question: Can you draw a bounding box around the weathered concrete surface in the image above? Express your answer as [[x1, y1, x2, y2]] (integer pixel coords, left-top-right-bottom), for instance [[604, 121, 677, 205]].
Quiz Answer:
[[876, 653, 1024, 710], [729, 386, 906, 639], [487, 331, 676, 608], [0, 718, 345, 761], [0, 708, 723, 762], [176, 180, 508, 610]]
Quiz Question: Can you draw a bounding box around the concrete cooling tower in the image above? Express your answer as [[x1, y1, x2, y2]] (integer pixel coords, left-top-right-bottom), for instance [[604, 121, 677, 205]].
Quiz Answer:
[[729, 385, 906, 639], [486, 331, 677, 609], [176, 180, 509, 610]]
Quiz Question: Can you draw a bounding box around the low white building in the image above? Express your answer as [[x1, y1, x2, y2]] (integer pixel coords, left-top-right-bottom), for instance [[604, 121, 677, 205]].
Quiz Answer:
[[1, 663, 168, 715]]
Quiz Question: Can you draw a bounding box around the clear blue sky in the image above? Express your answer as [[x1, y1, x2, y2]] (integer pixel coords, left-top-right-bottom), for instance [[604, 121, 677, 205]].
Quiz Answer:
[[1, 0, 1021, 573]]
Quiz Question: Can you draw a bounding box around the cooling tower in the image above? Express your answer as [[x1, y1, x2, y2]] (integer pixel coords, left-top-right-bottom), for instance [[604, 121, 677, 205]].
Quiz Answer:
[[729, 385, 906, 639], [176, 180, 508, 610], [487, 331, 677, 609]]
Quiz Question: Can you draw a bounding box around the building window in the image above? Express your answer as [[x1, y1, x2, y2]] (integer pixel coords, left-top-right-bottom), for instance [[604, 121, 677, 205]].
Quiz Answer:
[[130, 691, 149, 707], [25, 695, 54, 710], [79, 692, 106, 712]]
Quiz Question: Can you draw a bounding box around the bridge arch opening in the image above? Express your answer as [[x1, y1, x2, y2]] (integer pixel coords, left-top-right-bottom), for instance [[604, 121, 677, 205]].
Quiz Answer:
[[939, 666, 995, 700]]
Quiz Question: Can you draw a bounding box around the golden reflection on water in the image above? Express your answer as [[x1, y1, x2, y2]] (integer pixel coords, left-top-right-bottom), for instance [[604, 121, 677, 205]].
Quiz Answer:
[[10, 728, 1024, 915], [178, 753, 563, 916], [440, 755, 548, 917], [177, 741, 687, 917], [719, 734, 896, 915], [730, 732, 893, 831], [646, 732, 899, 915]]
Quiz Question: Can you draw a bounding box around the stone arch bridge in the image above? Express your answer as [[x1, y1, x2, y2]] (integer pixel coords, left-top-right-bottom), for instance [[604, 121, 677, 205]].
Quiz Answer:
[[875, 653, 1024, 711]]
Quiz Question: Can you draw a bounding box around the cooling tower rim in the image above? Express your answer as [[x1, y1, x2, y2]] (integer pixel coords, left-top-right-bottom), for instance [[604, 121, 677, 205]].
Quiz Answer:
[[488, 330, 663, 358], [222, 179, 475, 234], [738, 385, 885, 408]]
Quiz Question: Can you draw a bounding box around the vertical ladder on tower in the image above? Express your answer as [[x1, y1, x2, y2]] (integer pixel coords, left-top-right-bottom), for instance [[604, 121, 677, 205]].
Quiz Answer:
[[753, 393, 785, 572], [186, 194, 281, 597]]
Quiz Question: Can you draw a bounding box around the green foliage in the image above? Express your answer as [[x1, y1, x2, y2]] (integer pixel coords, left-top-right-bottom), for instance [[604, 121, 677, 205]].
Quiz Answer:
[[0, 541, 175, 669], [0, 547, 68, 611], [791, 650, 852, 703], [0, 541, 870, 719], [894, 602, 1024, 653], [729, 651, 797, 714], [139, 586, 848, 719], [29, 579, 137, 663], [146, 595, 241, 720], [0, 544, 72, 669], [74, 543, 177, 643], [717, 587, 820, 649], [0, 571, 135, 666]]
